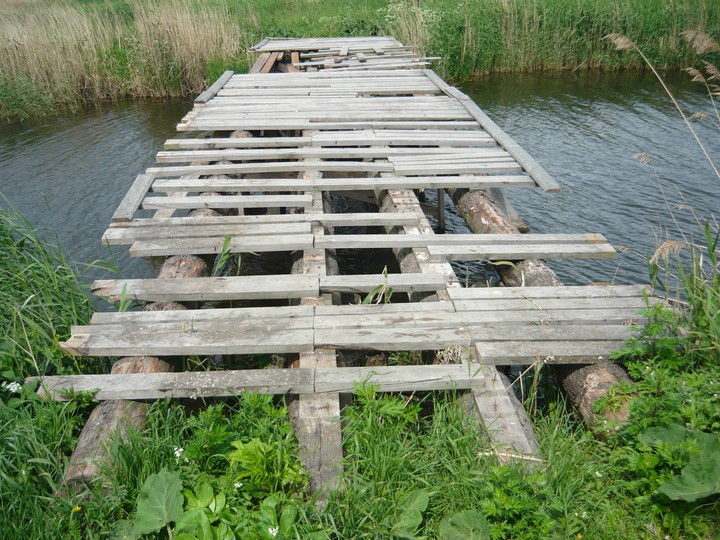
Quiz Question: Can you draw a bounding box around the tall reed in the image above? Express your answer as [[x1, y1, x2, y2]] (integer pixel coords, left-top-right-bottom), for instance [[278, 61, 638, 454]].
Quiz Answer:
[[0, 205, 107, 379]]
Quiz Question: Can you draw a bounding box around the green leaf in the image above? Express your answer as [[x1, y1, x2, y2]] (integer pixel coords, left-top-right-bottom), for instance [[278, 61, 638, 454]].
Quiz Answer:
[[657, 460, 720, 502], [210, 489, 226, 514], [195, 483, 214, 509], [110, 520, 139, 540], [279, 502, 298, 532], [392, 490, 429, 534], [175, 508, 205, 535], [133, 469, 184, 534], [438, 510, 490, 539]]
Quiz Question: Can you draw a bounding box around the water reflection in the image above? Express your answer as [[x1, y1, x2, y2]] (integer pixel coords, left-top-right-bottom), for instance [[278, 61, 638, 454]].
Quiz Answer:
[[460, 71, 718, 285], [0, 73, 717, 288]]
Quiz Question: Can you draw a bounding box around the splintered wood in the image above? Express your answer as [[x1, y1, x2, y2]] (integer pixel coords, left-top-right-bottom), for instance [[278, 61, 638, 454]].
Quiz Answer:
[[42, 36, 661, 492]]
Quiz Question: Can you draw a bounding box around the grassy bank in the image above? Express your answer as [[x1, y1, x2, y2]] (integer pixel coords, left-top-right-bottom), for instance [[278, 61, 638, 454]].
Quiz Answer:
[[1, 0, 718, 121], [1, 203, 719, 537]]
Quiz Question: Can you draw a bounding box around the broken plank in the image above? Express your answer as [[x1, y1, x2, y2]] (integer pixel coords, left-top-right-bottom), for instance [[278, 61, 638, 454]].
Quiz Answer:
[[111, 174, 155, 223]]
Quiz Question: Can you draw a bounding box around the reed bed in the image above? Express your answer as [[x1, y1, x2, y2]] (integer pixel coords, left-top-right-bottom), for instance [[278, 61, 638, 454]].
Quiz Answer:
[[0, 0, 718, 120]]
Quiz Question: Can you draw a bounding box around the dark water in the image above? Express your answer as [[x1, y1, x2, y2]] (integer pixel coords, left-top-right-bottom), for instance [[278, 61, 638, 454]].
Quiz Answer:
[[0, 99, 192, 280], [459, 71, 719, 285], [1, 72, 718, 286]]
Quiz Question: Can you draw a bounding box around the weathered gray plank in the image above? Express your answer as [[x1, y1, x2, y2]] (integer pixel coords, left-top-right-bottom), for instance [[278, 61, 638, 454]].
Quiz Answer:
[[92, 275, 320, 302], [428, 243, 617, 261], [102, 223, 310, 245], [195, 70, 234, 103], [31, 364, 485, 401], [111, 174, 155, 223], [129, 234, 314, 257], [423, 69, 562, 192], [447, 284, 652, 300], [474, 341, 627, 364], [151, 175, 535, 193], [60, 328, 315, 357], [141, 195, 313, 210]]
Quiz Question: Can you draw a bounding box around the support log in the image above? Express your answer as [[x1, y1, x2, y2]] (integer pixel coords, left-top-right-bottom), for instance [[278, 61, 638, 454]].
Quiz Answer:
[[61, 357, 172, 492], [448, 187, 634, 429]]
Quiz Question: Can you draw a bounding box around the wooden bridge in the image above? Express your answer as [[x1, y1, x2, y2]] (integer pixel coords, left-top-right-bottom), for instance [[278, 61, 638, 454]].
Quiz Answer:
[[35, 37, 659, 494]]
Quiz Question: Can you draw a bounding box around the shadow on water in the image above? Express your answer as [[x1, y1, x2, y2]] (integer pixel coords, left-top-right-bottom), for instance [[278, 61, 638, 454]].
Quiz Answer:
[[1, 71, 717, 289]]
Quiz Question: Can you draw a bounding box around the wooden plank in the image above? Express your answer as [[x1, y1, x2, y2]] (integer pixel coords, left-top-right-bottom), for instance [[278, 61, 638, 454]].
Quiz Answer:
[[156, 147, 510, 163], [313, 308, 646, 329], [151, 176, 535, 193], [260, 51, 281, 73], [60, 328, 315, 357], [141, 195, 313, 210], [447, 284, 652, 300], [102, 222, 310, 245], [109, 212, 419, 228], [315, 327, 472, 350], [179, 121, 480, 132], [90, 304, 314, 325], [165, 137, 313, 150], [428, 243, 617, 261], [314, 233, 610, 249], [195, 71, 233, 103], [146, 161, 394, 177], [92, 275, 320, 302], [319, 273, 446, 294], [474, 341, 627, 364], [111, 174, 155, 223], [129, 234, 314, 257], [423, 69, 562, 192], [451, 297, 649, 312], [31, 363, 487, 401]]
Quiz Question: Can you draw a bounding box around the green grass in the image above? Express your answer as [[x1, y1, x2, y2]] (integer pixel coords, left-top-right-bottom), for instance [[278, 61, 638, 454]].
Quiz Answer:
[[0, 0, 718, 121]]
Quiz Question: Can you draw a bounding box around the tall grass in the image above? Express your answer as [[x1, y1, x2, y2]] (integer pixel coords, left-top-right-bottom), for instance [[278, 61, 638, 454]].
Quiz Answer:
[[0, 0, 249, 120], [1, 0, 718, 121], [0, 205, 108, 379]]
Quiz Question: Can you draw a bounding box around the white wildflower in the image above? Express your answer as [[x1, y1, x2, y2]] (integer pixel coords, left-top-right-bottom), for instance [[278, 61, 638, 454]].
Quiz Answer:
[[2, 381, 22, 393], [595, 471, 603, 478], [173, 447, 184, 459], [234, 482, 244, 489], [268, 526, 279, 537]]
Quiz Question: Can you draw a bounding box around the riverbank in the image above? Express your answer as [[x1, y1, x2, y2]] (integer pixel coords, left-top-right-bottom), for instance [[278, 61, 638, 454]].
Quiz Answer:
[[1, 203, 718, 537], [1, 0, 718, 121]]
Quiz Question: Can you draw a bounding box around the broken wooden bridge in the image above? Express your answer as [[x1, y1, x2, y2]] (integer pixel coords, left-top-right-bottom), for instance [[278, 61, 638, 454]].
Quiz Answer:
[[35, 37, 660, 494]]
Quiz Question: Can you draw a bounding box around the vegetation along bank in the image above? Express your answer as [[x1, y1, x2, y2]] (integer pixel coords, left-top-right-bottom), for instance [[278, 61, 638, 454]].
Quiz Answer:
[[1, 0, 719, 121]]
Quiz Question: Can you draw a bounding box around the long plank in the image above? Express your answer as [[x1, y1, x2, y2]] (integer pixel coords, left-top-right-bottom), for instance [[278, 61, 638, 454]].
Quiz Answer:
[[428, 243, 617, 261], [110, 213, 419, 230], [60, 328, 315, 357], [315, 233, 609, 248], [313, 308, 645, 329], [474, 341, 627, 364], [102, 222, 311, 245], [146, 162, 394, 177], [141, 195, 313, 210], [151, 176, 536, 192], [195, 70, 233, 103], [111, 174, 155, 223], [92, 273, 447, 301], [129, 234, 314, 257], [447, 284, 652, 300], [423, 69, 562, 192], [155, 147, 510, 163], [92, 275, 320, 302]]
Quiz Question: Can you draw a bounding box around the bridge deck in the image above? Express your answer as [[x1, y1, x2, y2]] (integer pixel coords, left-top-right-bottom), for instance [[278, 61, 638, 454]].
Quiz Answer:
[[36, 37, 658, 489]]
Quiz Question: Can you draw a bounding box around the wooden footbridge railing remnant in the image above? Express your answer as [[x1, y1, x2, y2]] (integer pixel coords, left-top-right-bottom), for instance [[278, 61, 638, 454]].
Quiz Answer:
[[32, 36, 661, 498]]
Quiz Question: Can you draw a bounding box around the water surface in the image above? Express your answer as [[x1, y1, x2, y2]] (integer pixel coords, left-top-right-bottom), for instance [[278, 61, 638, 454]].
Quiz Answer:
[[1, 72, 717, 287]]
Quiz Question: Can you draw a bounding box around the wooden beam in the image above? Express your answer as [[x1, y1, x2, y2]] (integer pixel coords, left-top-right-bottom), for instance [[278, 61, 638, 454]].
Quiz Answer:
[[31, 364, 485, 401]]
